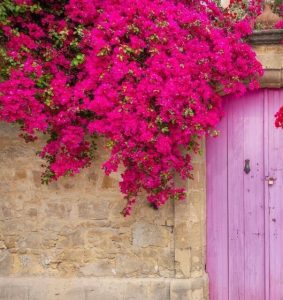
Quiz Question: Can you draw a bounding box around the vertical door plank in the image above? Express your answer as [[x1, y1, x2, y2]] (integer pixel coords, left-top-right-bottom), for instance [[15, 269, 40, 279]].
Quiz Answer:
[[243, 91, 265, 300], [206, 99, 229, 300], [227, 95, 245, 300], [264, 90, 270, 300], [268, 89, 283, 300]]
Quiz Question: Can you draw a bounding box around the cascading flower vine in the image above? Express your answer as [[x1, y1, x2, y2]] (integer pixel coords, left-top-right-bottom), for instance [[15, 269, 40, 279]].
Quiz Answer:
[[0, 0, 263, 215], [274, 4, 283, 29], [274, 4, 283, 129]]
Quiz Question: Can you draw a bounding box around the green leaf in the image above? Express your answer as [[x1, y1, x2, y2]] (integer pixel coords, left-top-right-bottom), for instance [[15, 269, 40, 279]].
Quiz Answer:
[[71, 53, 85, 67]]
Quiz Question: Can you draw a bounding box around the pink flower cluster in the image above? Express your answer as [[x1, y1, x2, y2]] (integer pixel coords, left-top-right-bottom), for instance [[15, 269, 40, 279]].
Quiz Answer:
[[275, 5, 283, 131], [275, 4, 283, 29], [0, 0, 263, 215]]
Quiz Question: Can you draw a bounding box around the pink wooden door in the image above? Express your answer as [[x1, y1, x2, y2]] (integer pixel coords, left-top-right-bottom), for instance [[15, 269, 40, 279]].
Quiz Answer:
[[207, 89, 283, 300]]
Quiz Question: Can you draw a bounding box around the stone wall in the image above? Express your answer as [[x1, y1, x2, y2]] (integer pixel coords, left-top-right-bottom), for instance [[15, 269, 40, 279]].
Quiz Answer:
[[0, 123, 208, 300]]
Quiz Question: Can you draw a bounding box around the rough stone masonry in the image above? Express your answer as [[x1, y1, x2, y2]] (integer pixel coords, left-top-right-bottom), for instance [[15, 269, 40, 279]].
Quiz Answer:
[[0, 123, 208, 300]]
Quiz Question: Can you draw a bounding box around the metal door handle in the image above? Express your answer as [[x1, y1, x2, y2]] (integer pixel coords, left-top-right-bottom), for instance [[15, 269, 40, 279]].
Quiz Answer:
[[244, 159, 251, 174], [265, 176, 277, 186]]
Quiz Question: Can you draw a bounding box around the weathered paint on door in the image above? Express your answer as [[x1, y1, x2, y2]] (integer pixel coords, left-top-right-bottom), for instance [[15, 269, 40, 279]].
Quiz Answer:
[[206, 89, 283, 300]]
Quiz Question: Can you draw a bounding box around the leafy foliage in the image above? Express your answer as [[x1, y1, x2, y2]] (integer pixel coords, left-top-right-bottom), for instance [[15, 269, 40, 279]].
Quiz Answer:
[[0, 0, 263, 215]]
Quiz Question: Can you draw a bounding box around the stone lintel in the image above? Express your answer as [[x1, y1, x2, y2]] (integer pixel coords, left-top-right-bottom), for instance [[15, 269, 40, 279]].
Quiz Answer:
[[249, 29, 283, 45]]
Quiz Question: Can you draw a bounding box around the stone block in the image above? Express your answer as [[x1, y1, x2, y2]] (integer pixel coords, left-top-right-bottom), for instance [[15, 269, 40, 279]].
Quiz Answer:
[[115, 254, 157, 276], [170, 279, 192, 300], [174, 222, 190, 249], [79, 260, 115, 277], [170, 278, 206, 300], [0, 250, 12, 275], [45, 203, 71, 218], [86, 228, 120, 252], [132, 222, 169, 248], [64, 288, 86, 300], [26, 208, 38, 218], [1, 206, 12, 219], [101, 175, 119, 189], [125, 281, 170, 300], [175, 248, 191, 278], [32, 170, 43, 188], [78, 200, 109, 220], [18, 232, 41, 249], [14, 170, 27, 180], [57, 229, 84, 248], [0, 285, 29, 300], [148, 281, 170, 300], [85, 283, 124, 300], [192, 288, 204, 300]]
